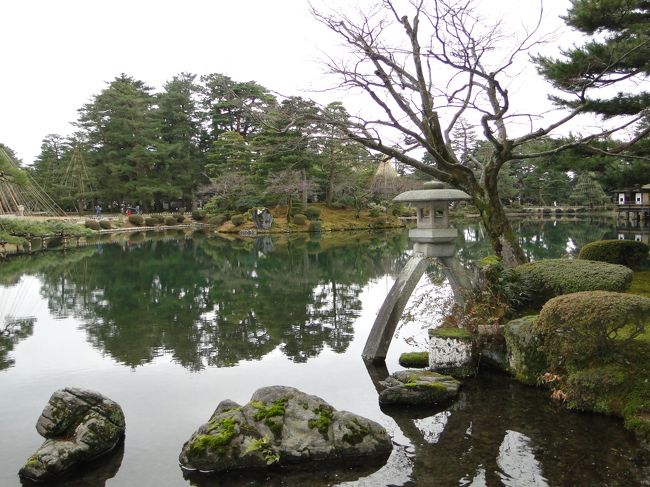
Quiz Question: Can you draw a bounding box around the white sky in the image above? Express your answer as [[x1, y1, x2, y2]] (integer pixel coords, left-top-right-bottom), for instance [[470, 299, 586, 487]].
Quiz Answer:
[[1, 0, 574, 165]]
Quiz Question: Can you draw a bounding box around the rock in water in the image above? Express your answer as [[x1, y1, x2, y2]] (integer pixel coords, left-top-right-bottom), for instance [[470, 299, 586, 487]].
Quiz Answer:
[[378, 370, 460, 406], [19, 388, 125, 481], [179, 386, 392, 473]]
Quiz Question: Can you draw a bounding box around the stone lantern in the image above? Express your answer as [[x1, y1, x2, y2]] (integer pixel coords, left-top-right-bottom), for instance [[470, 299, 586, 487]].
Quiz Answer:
[[363, 180, 471, 364], [393, 180, 471, 256]]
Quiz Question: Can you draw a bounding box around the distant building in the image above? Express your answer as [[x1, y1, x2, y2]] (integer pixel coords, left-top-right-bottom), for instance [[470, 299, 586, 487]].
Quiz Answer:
[[615, 184, 650, 220]]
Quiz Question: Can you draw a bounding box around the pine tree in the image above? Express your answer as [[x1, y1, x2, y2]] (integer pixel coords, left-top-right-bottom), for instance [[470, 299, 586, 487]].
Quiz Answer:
[[536, 0, 649, 117]]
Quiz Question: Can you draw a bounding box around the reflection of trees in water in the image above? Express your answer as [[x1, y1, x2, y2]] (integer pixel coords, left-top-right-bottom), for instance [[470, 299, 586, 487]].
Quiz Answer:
[[454, 218, 616, 263], [30, 232, 408, 369], [0, 316, 35, 370]]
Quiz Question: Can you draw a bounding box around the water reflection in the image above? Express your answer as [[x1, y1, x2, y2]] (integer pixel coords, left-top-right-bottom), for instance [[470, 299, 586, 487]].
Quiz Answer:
[[5, 231, 410, 370], [381, 372, 649, 486], [0, 316, 35, 370]]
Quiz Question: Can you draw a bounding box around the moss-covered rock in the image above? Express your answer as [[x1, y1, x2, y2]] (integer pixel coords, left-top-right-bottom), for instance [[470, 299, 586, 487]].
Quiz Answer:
[[503, 316, 547, 385], [513, 258, 633, 308], [19, 388, 125, 482], [179, 386, 391, 474], [378, 370, 460, 406], [398, 352, 429, 368], [578, 239, 649, 269]]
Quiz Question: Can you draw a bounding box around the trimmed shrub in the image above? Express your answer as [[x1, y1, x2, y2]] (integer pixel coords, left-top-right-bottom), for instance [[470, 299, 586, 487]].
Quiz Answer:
[[292, 214, 308, 225], [175, 214, 185, 223], [304, 206, 321, 220], [534, 291, 650, 372], [164, 216, 177, 226], [84, 220, 101, 230], [145, 217, 158, 226], [98, 220, 112, 230], [368, 207, 381, 217], [208, 215, 227, 226], [191, 210, 206, 221], [308, 221, 322, 232], [578, 239, 649, 269], [513, 259, 633, 307], [128, 215, 144, 226], [231, 214, 245, 226]]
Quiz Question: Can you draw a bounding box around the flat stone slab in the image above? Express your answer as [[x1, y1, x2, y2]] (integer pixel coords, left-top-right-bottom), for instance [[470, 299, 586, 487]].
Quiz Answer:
[[179, 385, 392, 473], [19, 388, 125, 481], [378, 370, 461, 406]]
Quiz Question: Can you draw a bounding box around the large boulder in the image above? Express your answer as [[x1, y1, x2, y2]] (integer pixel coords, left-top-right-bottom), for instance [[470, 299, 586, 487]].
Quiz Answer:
[[378, 370, 460, 406], [19, 388, 125, 481], [179, 386, 392, 473], [503, 316, 547, 385]]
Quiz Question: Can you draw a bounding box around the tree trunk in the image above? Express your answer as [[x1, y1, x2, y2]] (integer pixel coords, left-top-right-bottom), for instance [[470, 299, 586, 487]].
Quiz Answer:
[[475, 187, 527, 268]]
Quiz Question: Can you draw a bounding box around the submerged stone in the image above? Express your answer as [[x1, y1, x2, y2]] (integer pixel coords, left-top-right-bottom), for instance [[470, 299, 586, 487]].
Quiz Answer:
[[378, 370, 460, 406], [19, 388, 125, 481], [179, 385, 392, 474]]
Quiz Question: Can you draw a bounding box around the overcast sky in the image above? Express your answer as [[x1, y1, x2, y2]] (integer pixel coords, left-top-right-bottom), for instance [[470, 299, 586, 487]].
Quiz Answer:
[[1, 0, 573, 165]]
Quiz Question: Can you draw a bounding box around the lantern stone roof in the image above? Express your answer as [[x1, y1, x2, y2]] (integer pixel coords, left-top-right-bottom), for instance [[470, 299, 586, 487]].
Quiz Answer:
[[393, 180, 471, 203]]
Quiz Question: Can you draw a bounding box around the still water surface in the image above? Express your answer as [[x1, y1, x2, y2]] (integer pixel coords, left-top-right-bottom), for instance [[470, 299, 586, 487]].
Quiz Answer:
[[1, 219, 648, 486]]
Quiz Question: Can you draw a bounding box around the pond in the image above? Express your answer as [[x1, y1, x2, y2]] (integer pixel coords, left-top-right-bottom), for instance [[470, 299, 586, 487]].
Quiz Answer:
[[1, 218, 648, 486]]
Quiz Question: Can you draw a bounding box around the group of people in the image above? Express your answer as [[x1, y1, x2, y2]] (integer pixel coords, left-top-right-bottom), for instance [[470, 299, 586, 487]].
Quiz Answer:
[[117, 202, 142, 216]]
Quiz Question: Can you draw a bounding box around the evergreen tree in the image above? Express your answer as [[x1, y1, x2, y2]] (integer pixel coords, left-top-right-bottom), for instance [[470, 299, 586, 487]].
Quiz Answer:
[[77, 74, 157, 207], [154, 73, 204, 209], [536, 0, 649, 118]]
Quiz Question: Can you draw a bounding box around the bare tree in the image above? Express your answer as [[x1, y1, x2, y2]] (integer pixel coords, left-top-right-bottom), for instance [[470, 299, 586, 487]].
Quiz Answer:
[[314, 0, 649, 266], [265, 170, 319, 219]]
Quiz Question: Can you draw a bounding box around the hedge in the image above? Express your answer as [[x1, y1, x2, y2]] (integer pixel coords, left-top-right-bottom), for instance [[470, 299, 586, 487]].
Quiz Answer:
[[98, 220, 112, 230], [578, 239, 649, 269], [308, 221, 322, 232], [534, 291, 650, 372], [164, 216, 177, 226], [85, 220, 101, 230], [192, 210, 206, 221], [208, 215, 227, 226], [231, 214, 245, 226], [304, 207, 321, 220], [513, 258, 633, 307], [128, 215, 144, 226], [292, 214, 307, 225]]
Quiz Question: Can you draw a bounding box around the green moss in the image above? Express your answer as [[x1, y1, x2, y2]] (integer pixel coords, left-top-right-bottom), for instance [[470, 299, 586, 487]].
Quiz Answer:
[[398, 352, 429, 368], [252, 398, 287, 421], [628, 270, 650, 298], [25, 456, 40, 469], [514, 258, 633, 308], [342, 418, 369, 445], [534, 291, 650, 372], [403, 381, 448, 390], [429, 327, 472, 339], [252, 398, 287, 437], [479, 255, 501, 267], [189, 416, 238, 457], [244, 436, 280, 465], [308, 406, 333, 438]]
